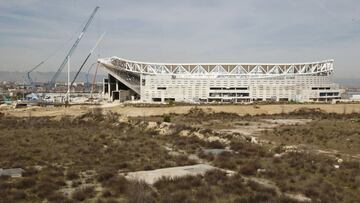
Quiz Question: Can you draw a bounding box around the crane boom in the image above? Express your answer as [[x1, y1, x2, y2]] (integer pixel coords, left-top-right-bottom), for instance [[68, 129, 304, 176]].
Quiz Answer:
[[26, 61, 44, 87], [47, 6, 99, 88], [70, 32, 105, 89]]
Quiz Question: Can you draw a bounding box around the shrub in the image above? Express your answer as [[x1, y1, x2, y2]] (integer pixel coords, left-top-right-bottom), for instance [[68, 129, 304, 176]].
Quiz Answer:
[[143, 165, 154, 171], [163, 114, 171, 122], [35, 182, 60, 198], [72, 186, 95, 201], [47, 192, 73, 203], [161, 190, 192, 203], [214, 152, 237, 170], [12, 190, 26, 200], [105, 111, 119, 123], [101, 189, 113, 198], [247, 180, 277, 195], [222, 173, 246, 194], [16, 177, 36, 189], [66, 170, 79, 180], [206, 140, 225, 149], [97, 168, 116, 183], [204, 169, 227, 185], [72, 189, 87, 202], [126, 180, 157, 203], [102, 176, 129, 195], [195, 186, 215, 202], [239, 161, 260, 175]]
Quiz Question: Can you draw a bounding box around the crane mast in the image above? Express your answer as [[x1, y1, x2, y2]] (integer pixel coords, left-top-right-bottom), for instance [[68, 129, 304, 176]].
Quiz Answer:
[[47, 6, 99, 88]]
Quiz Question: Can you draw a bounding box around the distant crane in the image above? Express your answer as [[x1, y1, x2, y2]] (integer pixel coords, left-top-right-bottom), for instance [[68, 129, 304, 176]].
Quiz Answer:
[[25, 36, 74, 87], [86, 63, 98, 89], [26, 61, 44, 88], [70, 32, 105, 90], [47, 6, 100, 89]]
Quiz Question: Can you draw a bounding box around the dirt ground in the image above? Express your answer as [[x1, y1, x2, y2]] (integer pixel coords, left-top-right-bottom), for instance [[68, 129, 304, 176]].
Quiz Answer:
[[1, 103, 360, 118], [1, 104, 359, 202]]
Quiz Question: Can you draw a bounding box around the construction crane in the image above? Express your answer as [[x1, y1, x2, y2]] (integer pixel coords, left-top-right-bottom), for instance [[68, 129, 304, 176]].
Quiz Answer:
[[86, 63, 97, 89], [25, 35, 75, 87], [26, 61, 44, 88], [70, 32, 105, 90], [47, 6, 100, 89]]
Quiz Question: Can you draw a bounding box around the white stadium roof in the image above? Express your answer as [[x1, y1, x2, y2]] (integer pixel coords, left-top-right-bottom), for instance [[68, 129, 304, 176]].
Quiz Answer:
[[98, 56, 334, 78]]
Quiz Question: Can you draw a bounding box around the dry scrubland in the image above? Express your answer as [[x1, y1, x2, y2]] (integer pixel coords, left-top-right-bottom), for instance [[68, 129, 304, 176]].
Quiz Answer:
[[0, 107, 359, 202]]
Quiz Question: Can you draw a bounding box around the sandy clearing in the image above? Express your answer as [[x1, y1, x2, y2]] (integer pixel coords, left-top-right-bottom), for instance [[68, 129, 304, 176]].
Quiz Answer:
[[107, 103, 360, 117], [2, 103, 360, 118]]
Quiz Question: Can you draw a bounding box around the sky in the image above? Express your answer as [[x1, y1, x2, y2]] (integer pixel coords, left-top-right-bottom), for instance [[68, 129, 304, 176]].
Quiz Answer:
[[0, 0, 359, 79]]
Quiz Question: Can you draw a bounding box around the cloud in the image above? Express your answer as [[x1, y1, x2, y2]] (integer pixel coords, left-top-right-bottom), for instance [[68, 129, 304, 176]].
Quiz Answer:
[[0, 0, 359, 79]]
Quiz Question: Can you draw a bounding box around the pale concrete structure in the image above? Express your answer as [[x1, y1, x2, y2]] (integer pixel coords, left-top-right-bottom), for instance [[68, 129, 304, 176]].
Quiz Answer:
[[99, 57, 343, 103]]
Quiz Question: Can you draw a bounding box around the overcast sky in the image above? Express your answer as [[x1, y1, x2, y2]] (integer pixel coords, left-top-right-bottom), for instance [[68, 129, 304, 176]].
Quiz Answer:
[[0, 0, 359, 79]]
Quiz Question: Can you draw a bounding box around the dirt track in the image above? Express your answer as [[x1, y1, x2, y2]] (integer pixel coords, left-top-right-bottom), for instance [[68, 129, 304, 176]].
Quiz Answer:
[[2, 103, 360, 118], [108, 103, 360, 117]]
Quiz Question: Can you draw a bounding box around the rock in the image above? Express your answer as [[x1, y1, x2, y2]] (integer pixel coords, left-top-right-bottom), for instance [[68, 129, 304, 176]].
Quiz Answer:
[[33, 165, 43, 171], [334, 165, 340, 169], [250, 137, 258, 144], [193, 132, 205, 140], [147, 122, 158, 129], [207, 136, 229, 145], [283, 145, 299, 153], [274, 153, 283, 158], [179, 130, 191, 137], [257, 168, 266, 173], [0, 168, 25, 178], [285, 193, 312, 202], [159, 122, 172, 128], [118, 115, 129, 123], [202, 149, 231, 156]]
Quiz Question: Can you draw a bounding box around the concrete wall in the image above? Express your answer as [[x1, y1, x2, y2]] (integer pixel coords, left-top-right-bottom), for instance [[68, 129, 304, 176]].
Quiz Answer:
[[140, 74, 342, 103]]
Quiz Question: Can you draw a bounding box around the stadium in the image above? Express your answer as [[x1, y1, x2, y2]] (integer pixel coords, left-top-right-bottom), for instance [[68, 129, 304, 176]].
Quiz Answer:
[[98, 57, 343, 103]]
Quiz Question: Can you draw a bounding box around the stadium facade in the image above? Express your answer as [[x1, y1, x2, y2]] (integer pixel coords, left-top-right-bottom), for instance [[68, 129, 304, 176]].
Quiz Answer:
[[98, 57, 343, 103]]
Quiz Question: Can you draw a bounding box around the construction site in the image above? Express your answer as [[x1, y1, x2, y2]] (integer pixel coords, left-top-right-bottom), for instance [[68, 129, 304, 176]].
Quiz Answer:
[[1, 3, 360, 203], [0, 5, 359, 108]]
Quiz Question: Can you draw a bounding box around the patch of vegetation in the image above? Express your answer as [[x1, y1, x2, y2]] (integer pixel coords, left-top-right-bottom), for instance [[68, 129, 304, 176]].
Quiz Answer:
[[0, 114, 194, 202], [1, 109, 359, 202], [261, 116, 360, 154], [259, 152, 360, 202], [153, 170, 292, 202], [162, 114, 171, 122]]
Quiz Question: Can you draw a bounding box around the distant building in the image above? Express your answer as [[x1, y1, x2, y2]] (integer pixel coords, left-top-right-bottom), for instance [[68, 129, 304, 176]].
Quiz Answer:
[[99, 57, 343, 103], [350, 95, 360, 101]]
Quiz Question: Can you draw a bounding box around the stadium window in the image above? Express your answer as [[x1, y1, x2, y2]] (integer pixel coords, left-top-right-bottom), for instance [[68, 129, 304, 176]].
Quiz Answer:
[[152, 98, 161, 102]]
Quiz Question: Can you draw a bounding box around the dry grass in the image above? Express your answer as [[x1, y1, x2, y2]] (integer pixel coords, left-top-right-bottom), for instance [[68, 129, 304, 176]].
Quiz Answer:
[[261, 115, 360, 155], [0, 109, 359, 202]]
